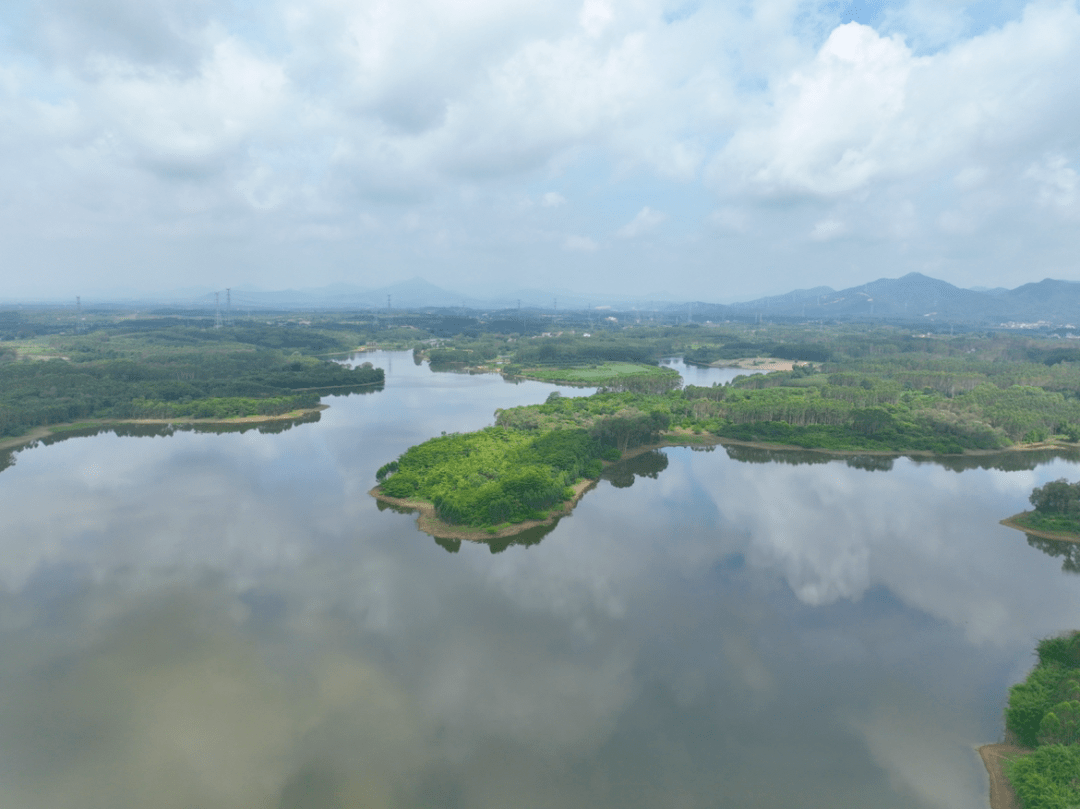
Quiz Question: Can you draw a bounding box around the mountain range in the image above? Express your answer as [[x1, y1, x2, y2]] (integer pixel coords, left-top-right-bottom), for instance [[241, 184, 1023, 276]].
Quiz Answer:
[[24, 272, 1080, 326], [685, 273, 1080, 326]]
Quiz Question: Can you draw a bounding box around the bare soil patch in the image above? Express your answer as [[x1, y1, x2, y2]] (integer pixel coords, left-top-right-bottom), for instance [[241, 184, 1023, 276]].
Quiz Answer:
[[979, 743, 1026, 809], [709, 357, 797, 372]]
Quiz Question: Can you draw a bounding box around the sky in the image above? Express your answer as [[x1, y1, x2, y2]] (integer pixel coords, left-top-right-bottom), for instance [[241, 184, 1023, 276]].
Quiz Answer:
[[1, 0, 1079, 303]]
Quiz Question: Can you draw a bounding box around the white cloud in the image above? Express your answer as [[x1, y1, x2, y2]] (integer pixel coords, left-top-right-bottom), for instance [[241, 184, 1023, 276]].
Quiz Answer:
[[564, 234, 598, 251], [88, 37, 288, 175], [617, 206, 666, 238], [1026, 154, 1080, 213], [709, 207, 748, 233], [716, 22, 917, 197], [3, 0, 1080, 296], [579, 0, 615, 37], [810, 217, 846, 241]]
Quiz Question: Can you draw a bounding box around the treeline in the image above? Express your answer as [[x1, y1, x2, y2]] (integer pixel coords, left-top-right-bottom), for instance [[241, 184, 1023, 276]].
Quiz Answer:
[[0, 325, 384, 437], [1003, 631, 1080, 808], [495, 384, 1017, 455]]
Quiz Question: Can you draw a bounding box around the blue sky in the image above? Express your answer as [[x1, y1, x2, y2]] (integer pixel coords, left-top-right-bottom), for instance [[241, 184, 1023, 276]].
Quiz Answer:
[[1, 0, 1079, 302]]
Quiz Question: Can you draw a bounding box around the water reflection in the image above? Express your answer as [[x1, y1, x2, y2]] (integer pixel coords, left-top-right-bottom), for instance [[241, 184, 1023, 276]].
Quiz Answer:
[[0, 351, 1078, 809], [1027, 535, 1080, 574], [603, 450, 670, 489]]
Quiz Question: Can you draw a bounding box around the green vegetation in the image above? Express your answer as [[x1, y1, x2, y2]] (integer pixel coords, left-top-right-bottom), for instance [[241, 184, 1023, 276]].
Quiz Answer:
[[1004, 632, 1080, 809], [1010, 479, 1080, 537], [0, 317, 384, 439], [376, 418, 629, 529], [417, 325, 1080, 449], [378, 327, 1080, 532]]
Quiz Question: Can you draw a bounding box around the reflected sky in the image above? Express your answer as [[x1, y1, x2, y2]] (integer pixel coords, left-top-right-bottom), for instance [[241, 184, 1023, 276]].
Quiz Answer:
[[0, 353, 1077, 808]]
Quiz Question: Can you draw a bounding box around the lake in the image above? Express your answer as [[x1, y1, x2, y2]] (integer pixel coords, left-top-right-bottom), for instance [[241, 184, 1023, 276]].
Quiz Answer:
[[0, 351, 1077, 809]]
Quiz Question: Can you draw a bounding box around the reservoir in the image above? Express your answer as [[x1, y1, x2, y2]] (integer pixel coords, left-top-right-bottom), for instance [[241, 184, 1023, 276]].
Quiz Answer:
[[0, 351, 1077, 809]]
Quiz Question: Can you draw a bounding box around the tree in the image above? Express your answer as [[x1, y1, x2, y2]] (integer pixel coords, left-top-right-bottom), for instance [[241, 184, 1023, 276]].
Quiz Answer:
[[1030, 479, 1080, 514]]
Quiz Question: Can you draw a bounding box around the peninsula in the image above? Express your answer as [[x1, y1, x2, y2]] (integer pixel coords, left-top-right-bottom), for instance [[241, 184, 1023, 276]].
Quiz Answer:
[[0, 313, 385, 451], [979, 630, 1080, 809], [1002, 478, 1080, 544]]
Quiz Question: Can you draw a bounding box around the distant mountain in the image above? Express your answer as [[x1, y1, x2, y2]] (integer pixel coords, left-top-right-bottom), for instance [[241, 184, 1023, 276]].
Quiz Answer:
[[705, 272, 1080, 325], [725, 273, 986, 320], [999, 279, 1080, 324], [19, 272, 1080, 326]]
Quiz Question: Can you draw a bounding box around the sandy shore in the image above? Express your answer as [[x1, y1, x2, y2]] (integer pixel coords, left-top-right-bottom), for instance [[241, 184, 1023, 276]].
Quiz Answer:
[[1000, 513, 1080, 544], [979, 744, 1025, 809], [0, 406, 327, 453], [371, 477, 596, 541], [709, 357, 798, 372]]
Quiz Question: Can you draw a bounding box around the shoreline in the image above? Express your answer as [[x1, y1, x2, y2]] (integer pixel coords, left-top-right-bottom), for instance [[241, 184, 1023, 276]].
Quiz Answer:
[[371, 433, 1080, 541], [370, 477, 597, 542], [1000, 512, 1080, 544], [978, 743, 1025, 809], [0, 405, 329, 453]]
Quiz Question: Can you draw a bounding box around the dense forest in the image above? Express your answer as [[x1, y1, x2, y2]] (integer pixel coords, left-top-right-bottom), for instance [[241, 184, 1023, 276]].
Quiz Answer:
[[1003, 631, 1080, 809], [0, 317, 384, 438]]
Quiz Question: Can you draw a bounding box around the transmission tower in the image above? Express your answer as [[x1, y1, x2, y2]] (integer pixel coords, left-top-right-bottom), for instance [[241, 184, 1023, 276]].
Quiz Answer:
[[76, 296, 82, 333], [214, 292, 222, 328], [226, 288, 231, 325]]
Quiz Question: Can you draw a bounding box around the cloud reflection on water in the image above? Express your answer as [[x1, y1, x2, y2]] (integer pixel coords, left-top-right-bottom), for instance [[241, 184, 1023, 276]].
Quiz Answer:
[[0, 363, 1078, 807]]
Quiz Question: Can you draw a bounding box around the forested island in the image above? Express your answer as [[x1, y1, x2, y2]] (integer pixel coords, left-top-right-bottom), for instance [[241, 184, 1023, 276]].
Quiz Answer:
[[981, 631, 1080, 809], [0, 312, 387, 447]]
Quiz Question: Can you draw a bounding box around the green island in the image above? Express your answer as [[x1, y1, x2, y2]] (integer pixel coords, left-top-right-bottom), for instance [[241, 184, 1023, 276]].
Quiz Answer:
[[0, 311, 392, 449], [1003, 479, 1080, 544], [377, 323, 1080, 538], [980, 630, 1080, 809]]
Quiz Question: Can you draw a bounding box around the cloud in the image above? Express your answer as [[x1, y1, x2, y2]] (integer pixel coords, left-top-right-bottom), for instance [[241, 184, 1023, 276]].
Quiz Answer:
[[713, 5, 1080, 202], [564, 234, 597, 251], [4, 0, 1080, 297], [715, 22, 917, 197], [810, 217, 846, 241], [1026, 154, 1080, 215], [617, 206, 666, 238], [709, 207, 748, 233]]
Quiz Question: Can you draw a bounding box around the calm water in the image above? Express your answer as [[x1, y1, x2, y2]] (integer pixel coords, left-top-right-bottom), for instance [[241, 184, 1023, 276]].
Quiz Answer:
[[0, 351, 1078, 809], [660, 356, 766, 386]]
